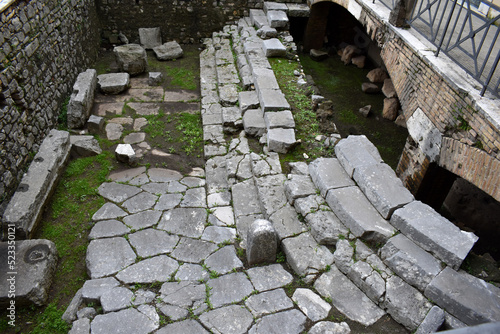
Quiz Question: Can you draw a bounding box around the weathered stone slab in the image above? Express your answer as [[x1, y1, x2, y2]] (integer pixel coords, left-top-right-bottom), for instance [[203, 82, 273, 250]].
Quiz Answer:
[[264, 110, 295, 130], [90, 308, 158, 334], [201, 226, 236, 244], [249, 309, 306, 334], [247, 263, 293, 292], [159, 281, 206, 312], [257, 25, 278, 39], [2, 130, 70, 238], [204, 246, 243, 275], [245, 288, 293, 317], [305, 210, 349, 245], [262, 38, 287, 57], [128, 228, 179, 257], [391, 201, 478, 269], [175, 263, 209, 282], [309, 158, 355, 197], [98, 182, 142, 203], [206, 156, 229, 194], [253, 68, 280, 91], [0, 240, 57, 306], [354, 163, 414, 219], [70, 135, 102, 158], [158, 208, 207, 238], [180, 187, 206, 208], [269, 204, 307, 240], [122, 192, 158, 213], [68, 69, 97, 129], [89, 220, 130, 239], [81, 277, 120, 302], [267, 10, 289, 29], [139, 27, 162, 49], [222, 106, 242, 131], [115, 255, 179, 284], [170, 237, 218, 263], [309, 322, 350, 334], [264, 2, 288, 13], [199, 305, 254, 334], [100, 286, 133, 313], [156, 319, 209, 334], [254, 174, 287, 217], [383, 276, 433, 331], [282, 233, 334, 277], [97, 73, 130, 95], [292, 288, 331, 322], [69, 318, 90, 334], [152, 41, 183, 61], [232, 179, 262, 217], [243, 108, 266, 137], [415, 306, 445, 334], [239, 91, 260, 113], [259, 89, 290, 112], [380, 233, 442, 291], [208, 272, 254, 308], [287, 3, 310, 17], [86, 237, 136, 279], [217, 63, 240, 85], [147, 168, 182, 182], [267, 128, 296, 153], [92, 202, 127, 221], [326, 186, 396, 243], [334, 135, 384, 177], [314, 266, 385, 326], [122, 210, 161, 230], [425, 267, 500, 325], [294, 194, 323, 218], [114, 44, 147, 75], [115, 143, 135, 163]]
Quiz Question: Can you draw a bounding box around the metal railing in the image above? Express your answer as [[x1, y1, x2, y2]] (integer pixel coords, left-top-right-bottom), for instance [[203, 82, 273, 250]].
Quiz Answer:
[[407, 0, 500, 97]]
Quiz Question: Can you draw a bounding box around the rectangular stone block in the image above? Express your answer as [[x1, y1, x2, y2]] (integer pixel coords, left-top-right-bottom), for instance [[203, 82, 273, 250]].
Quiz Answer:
[[262, 38, 287, 57], [287, 3, 310, 17], [326, 186, 396, 244], [67, 69, 97, 129], [2, 130, 71, 238], [239, 91, 260, 114], [334, 135, 383, 177], [258, 89, 290, 111], [425, 267, 500, 325], [267, 11, 289, 29], [267, 128, 296, 153], [353, 163, 414, 219], [263, 2, 288, 13], [264, 110, 295, 129], [253, 68, 280, 91], [390, 201, 478, 269], [284, 174, 317, 205], [243, 108, 266, 137], [380, 234, 442, 291], [309, 158, 355, 197], [139, 27, 161, 49]]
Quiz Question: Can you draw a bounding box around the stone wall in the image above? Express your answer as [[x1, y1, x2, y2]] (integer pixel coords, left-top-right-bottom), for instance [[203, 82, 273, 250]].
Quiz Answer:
[[96, 0, 265, 44], [0, 0, 100, 208]]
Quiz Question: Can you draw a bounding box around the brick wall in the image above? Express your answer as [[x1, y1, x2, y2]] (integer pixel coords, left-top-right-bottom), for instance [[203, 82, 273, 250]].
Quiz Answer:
[[0, 0, 100, 208]]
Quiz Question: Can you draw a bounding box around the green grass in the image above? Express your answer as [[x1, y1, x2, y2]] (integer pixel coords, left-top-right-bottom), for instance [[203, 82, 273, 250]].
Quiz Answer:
[[29, 303, 69, 334], [165, 67, 197, 90], [175, 112, 203, 156]]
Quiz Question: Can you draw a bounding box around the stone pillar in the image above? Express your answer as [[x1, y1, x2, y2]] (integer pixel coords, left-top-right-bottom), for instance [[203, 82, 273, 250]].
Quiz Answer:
[[247, 219, 277, 265], [303, 2, 331, 52]]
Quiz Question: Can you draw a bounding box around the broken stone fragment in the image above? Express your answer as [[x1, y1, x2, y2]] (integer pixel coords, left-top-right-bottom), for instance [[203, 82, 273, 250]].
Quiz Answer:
[[114, 44, 147, 76], [153, 41, 184, 60], [115, 144, 136, 164], [70, 135, 102, 158], [366, 68, 389, 83], [310, 49, 328, 61], [97, 73, 130, 95]]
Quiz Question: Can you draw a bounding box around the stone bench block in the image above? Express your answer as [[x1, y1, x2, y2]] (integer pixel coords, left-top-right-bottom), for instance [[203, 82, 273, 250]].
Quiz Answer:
[[390, 201, 478, 269], [2, 130, 70, 238], [267, 128, 296, 153], [287, 3, 310, 17], [334, 135, 383, 177], [243, 108, 266, 137], [284, 174, 317, 205], [258, 89, 290, 111], [424, 267, 500, 325], [380, 234, 442, 291], [67, 69, 97, 129], [383, 276, 433, 331], [264, 110, 295, 129], [239, 91, 260, 114], [309, 158, 355, 197], [314, 266, 385, 326], [97, 73, 130, 95], [263, 2, 288, 13], [326, 186, 396, 244], [139, 27, 162, 49], [262, 38, 287, 57], [253, 68, 280, 91], [114, 44, 147, 76], [353, 163, 414, 219], [267, 11, 289, 29], [0, 239, 57, 306]]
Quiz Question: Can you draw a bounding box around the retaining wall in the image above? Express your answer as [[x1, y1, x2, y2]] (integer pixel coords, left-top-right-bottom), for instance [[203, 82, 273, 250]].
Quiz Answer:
[[0, 0, 100, 208]]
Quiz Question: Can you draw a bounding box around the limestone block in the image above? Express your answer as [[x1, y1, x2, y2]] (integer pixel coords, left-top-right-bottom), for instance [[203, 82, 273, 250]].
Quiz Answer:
[[424, 267, 500, 325], [0, 240, 57, 307], [415, 306, 445, 334], [115, 144, 136, 164], [139, 27, 162, 49], [284, 174, 316, 204], [253, 67, 280, 91], [282, 233, 334, 277], [219, 84, 239, 107], [309, 322, 350, 334], [148, 72, 162, 86], [2, 130, 70, 238], [292, 288, 331, 322], [87, 115, 104, 134], [243, 108, 266, 137], [305, 210, 348, 245], [334, 135, 383, 177], [263, 2, 288, 13], [264, 110, 295, 129], [267, 128, 296, 153], [239, 91, 260, 114], [69, 318, 91, 334], [247, 219, 277, 265], [259, 89, 290, 112], [390, 201, 478, 269], [326, 186, 396, 243], [222, 106, 242, 132], [308, 158, 355, 197], [114, 44, 147, 76], [70, 135, 102, 158], [267, 10, 289, 29], [380, 234, 442, 291], [250, 9, 267, 26], [257, 26, 278, 39], [262, 38, 287, 57], [97, 73, 130, 94], [153, 41, 184, 60], [68, 69, 97, 129]]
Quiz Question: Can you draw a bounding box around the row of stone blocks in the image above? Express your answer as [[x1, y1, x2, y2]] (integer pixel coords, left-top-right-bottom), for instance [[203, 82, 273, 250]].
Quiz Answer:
[[285, 135, 499, 331]]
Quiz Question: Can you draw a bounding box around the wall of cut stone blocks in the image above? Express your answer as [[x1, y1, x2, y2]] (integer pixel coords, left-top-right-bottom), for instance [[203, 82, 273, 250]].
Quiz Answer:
[[96, 0, 266, 45], [0, 0, 100, 207]]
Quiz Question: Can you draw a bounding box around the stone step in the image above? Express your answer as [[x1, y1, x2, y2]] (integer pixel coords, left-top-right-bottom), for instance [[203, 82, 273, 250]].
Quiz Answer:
[[334, 135, 384, 177], [390, 201, 478, 269]]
